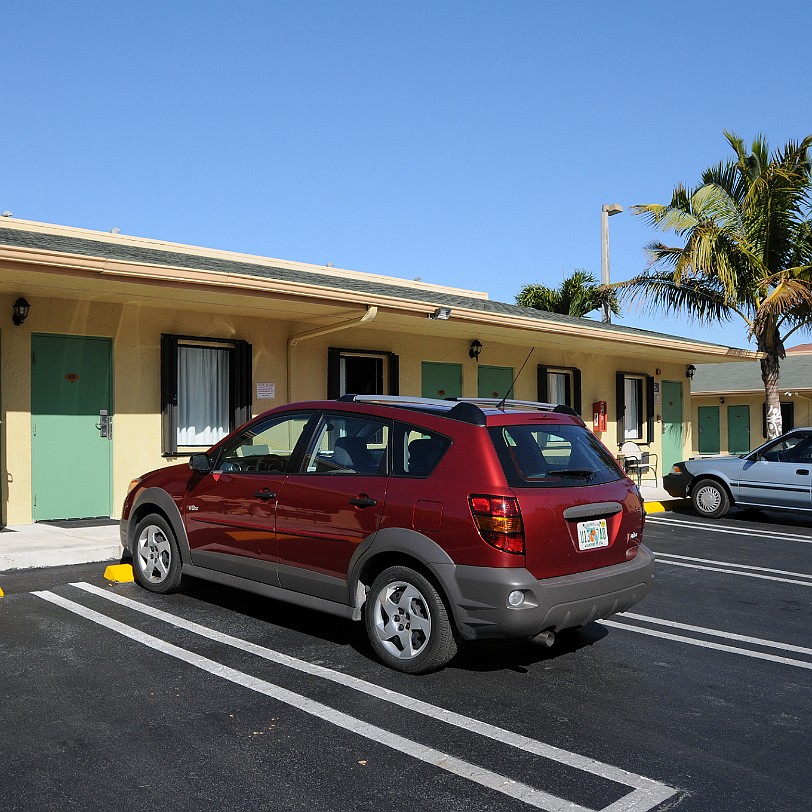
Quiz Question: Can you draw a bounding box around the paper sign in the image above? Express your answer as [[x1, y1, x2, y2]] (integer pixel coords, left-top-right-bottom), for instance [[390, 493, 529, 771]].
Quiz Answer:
[[256, 383, 275, 400]]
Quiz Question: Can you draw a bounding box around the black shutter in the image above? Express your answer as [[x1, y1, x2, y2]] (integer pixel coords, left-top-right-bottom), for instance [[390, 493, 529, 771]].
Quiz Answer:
[[616, 372, 625, 447], [537, 365, 549, 402], [646, 375, 655, 442], [389, 353, 400, 395], [160, 334, 178, 456], [573, 368, 582, 415], [234, 340, 252, 427], [327, 348, 341, 399]]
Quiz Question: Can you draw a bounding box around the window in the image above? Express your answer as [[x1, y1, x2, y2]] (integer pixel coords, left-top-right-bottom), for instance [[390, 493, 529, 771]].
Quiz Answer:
[[488, 423, 622, 488], [161, 334, 252, 456], [757, 430, 812, 463], [214, 413, 313, 473], [537, 365, 581, 413], [303, 414, 390, 475], [391, 423, 451, 477], [328, 348, 399, 399], [615, 372, 654, 446]]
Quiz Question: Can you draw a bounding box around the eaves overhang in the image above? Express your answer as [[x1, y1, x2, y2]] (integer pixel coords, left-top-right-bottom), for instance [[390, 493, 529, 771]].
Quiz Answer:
[[0, 222, 761, 364]]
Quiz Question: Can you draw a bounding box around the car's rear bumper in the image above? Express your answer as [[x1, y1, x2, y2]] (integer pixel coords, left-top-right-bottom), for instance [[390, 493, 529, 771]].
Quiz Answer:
[[436, 545, 654, 641]]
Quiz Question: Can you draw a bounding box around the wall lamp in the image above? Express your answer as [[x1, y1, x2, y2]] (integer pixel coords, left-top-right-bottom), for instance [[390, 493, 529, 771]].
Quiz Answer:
[[469, 339, 482, 361], [12, 297, 30, 326], [686, 364, 696, 380], [428, 306, 452, 320]]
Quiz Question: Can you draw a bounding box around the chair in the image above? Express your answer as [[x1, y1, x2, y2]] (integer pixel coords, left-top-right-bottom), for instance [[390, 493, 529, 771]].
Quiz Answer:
[[619, 441, 658, 485]]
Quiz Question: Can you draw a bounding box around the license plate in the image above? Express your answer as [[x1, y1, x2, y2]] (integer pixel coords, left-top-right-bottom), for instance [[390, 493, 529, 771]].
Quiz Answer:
[[577, 518, 609, 550]]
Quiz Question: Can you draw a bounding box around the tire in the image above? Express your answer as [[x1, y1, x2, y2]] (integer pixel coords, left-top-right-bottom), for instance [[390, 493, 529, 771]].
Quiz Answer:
[[132, 513, 187, 593], [365, 566, 458, 674], [691, 479, 731, 519]]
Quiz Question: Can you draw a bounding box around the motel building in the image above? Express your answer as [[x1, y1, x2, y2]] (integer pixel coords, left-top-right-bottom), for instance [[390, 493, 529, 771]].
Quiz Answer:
[[0, 217, 758, 527]]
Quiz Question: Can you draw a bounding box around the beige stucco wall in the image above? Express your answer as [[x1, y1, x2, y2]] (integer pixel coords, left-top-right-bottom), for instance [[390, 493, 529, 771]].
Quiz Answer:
[[1, 292, 694, 525]]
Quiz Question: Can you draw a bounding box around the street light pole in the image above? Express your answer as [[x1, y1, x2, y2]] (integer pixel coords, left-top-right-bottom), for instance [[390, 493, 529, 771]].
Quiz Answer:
[[601, 203, 623, 323]]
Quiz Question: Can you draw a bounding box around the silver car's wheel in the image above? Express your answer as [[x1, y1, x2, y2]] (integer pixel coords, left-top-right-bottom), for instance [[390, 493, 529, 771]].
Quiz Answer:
[[365, 566, 457, 673], [692, 479, 731, 519], [132, 513, 186, 593]]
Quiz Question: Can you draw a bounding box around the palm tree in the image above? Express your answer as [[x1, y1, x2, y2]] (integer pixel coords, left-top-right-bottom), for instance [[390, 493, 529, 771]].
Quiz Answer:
[[616, 131, 812, 438], [517, 269, 621, 318]]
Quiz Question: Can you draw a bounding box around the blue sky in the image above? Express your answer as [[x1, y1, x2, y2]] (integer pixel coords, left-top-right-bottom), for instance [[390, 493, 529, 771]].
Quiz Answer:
[[5, 1, 812, 350]]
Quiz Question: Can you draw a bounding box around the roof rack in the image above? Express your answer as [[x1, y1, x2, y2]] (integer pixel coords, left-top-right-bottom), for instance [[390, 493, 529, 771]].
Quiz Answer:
[[335, 394, 487, 425], [335, 394, 580, 423], [452, 398, 580, 417]]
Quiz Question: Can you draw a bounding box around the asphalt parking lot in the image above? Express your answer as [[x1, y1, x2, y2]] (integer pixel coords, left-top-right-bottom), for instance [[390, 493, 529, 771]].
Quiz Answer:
[[1, 507, 809, 812]]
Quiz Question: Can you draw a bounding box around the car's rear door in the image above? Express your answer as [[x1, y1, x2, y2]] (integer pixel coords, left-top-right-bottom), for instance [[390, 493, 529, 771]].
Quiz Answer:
[[275, 412, 390, 604]]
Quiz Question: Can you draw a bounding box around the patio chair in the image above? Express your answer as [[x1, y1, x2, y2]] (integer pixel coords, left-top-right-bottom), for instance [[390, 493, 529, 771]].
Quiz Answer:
[[619, 441, 658, 485]]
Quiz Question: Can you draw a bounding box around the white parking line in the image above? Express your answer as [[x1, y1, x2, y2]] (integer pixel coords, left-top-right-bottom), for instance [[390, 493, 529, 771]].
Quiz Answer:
[[603, 618, 812, 669], [654, 553, 812, 580], [620, 613, 812, 657], [47, 583, 678, 812], [646, 516, 812, 544], [655, 558, 812, 586]]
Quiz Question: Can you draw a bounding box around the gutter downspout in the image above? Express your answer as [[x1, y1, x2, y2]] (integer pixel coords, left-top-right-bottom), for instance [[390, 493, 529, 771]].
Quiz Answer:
[[287, 306, 379, 402]]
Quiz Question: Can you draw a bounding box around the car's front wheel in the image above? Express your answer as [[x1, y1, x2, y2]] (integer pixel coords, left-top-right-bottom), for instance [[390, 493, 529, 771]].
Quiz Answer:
[[132, 513, 186, 593], [365, 566, 458, 674], [691, 479, 731, 519]]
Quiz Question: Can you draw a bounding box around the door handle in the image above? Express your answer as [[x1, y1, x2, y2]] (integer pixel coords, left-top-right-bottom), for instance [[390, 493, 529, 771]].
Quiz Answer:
[[254, 490, 277, 501], [796, 469, 810, 476], [349, 496, 377, 508]]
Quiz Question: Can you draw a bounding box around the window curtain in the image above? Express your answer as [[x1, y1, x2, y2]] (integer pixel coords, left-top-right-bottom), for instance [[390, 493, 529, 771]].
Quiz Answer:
[[547, 372, 568, 405], [177, 346, 230, 446], [624, 378, 641, 439]]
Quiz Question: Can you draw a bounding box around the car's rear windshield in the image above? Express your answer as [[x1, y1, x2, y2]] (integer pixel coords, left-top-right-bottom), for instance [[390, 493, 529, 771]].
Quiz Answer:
[[488, 423, 624, 488]]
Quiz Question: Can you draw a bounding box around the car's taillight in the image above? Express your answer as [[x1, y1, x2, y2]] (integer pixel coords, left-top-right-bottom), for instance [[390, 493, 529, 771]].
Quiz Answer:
[[469, 495, 525, 554]]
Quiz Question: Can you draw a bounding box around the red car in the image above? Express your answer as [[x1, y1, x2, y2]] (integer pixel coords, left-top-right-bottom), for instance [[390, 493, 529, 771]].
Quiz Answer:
[[121, 396, 653, 673]]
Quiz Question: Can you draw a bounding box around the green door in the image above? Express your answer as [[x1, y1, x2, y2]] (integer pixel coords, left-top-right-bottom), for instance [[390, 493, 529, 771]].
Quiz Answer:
[[661, 381, 683, 472], [698, 406, 720, 454], [421, 362, 462, 399], [478, 365, 514, 400], [32, 334, 113, 520], [727, 405, 751, 454]]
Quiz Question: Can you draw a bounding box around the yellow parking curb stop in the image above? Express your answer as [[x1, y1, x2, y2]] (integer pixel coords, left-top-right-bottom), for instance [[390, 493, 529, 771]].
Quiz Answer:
[[104, 564, 134, 582], [0, 586, 4, 597]]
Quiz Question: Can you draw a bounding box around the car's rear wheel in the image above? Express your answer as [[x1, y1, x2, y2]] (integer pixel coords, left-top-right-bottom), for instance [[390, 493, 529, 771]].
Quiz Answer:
[[365, 566, 457, 674], [132, 513, 186, 593], [691, 479, 731, 519]]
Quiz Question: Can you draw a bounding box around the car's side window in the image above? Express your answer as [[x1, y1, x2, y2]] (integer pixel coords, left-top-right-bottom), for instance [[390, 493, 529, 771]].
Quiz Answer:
[[214, 413, 313, 473], [301, 414, 390, 475], [392, 423, 451, 477]]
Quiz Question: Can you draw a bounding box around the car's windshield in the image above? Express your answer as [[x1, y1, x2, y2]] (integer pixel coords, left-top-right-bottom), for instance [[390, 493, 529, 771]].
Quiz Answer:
[[488, 423, 624, 487]]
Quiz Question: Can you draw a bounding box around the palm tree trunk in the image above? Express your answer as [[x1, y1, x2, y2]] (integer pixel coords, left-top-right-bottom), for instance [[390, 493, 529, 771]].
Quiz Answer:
[[758, 329, 785, 440]]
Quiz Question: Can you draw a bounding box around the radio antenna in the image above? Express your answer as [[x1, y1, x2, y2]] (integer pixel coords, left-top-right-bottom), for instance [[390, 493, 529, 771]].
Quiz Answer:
[[496, 347, 535, 410]]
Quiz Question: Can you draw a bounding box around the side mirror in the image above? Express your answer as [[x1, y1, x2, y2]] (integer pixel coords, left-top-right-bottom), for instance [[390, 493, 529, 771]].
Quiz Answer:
[[189, 453, 212, 473]]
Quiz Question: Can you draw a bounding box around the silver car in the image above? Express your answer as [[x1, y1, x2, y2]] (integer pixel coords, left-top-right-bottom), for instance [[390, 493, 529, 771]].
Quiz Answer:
[[663, 428, 812, 518]]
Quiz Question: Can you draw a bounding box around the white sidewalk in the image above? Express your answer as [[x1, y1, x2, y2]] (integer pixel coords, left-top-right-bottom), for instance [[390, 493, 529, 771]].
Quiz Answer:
[[0, 521, 123, 572]]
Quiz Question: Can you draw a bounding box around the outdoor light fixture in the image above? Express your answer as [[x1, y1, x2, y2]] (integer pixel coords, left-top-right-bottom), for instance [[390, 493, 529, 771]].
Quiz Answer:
[[686, 364, 696, 380], [12, 297, 30, 326], [428, 307, 452, 320], [601, 203, 623, 324], [469, 339, 482, 361]]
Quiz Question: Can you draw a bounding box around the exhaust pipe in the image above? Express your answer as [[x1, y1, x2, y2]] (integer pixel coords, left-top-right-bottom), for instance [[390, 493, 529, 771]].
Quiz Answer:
[[529, 630, 556, 647]]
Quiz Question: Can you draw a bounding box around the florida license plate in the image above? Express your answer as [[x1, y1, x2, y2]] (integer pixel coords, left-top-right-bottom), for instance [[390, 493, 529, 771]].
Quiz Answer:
[[577, 518, 609, 550]]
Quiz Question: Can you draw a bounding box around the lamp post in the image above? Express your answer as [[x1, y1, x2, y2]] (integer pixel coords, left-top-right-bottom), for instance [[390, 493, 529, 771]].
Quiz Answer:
[[600, 203, 623, 323]]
